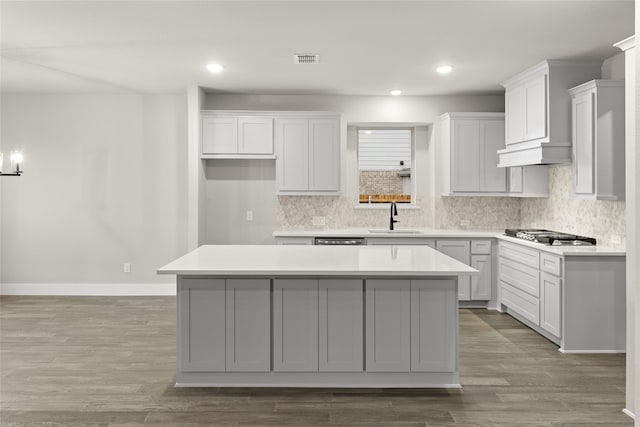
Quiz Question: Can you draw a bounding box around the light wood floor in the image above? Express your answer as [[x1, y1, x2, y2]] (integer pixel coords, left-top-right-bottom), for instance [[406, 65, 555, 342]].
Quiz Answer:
[[0, 296, 632, 426]]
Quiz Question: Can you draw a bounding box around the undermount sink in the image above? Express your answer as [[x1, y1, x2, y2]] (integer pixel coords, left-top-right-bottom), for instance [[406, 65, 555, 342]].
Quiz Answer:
[[368, 229, 423, 234]]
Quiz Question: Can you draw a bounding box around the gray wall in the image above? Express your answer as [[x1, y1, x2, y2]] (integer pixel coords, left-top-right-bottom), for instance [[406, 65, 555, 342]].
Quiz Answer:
[[0, 94, 188, 286]]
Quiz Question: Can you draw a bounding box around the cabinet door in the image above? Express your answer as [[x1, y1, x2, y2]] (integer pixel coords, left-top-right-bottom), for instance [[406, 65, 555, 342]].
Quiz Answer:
[[410, 280, 457, 372], [479, 120, 507, 192], [540, 272, 562, 338], [238, 117, 273, 154], [225, 279, 270, 372], [318, 280, 363, 372], [505, 87, 525, 145], [524, 73, 548, 141], [309, 119, 340, 191], [471, 254, 492, 300], [451, 119, 480, 192], [273, 279, 318, 371], [202, 117, 238, 154], [179, 278, 226, 372], [276, 119, 309, 191], [436, 240, 471, 301], [365, 279, 410, 372], [572, 91, 595, 195]]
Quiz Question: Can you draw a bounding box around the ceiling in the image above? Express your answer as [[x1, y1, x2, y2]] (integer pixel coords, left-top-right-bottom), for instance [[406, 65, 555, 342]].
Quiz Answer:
[[0, 0, 634, 96]]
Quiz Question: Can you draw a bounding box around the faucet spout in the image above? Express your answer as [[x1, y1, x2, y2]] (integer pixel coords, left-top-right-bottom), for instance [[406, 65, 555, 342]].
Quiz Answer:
[[389, 201, 399, 231]]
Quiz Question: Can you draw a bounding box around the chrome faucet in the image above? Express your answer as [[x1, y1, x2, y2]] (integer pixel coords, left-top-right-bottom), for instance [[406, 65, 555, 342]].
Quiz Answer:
[[389, 201, 399, 231]]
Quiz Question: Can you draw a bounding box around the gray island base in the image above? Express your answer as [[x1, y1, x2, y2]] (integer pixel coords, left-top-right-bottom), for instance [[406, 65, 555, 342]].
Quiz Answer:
[[158, 245, 478, 388]]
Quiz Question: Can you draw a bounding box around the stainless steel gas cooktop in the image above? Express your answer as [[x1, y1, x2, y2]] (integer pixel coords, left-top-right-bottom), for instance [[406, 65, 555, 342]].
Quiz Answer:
[[504, 229, 597, 246]]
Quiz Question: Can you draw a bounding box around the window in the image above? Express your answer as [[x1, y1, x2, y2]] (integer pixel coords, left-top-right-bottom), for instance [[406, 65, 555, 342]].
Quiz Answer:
[[358, 128, 413, 204]]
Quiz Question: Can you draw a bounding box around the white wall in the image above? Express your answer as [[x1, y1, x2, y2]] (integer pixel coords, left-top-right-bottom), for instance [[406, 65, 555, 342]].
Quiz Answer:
[[0, 94, 188, 290]]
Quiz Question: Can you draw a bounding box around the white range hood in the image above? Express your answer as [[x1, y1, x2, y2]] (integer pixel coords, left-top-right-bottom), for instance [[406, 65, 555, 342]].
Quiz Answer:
[[498, 60, 602, 168]]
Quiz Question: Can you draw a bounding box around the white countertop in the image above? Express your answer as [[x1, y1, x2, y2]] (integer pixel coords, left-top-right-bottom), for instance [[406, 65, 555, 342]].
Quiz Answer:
[[273, 228, 625, 256], [496, 235, 626, 257], [158, 245, 479, 277], [273, 228, 503, 238]]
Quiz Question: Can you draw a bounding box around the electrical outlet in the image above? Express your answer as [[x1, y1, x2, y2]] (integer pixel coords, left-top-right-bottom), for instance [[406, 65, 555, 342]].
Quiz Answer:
[[312, 216, 326, 227], [611, 234, 621, 245], [123, 263, 131, 273], [460, 220, 470, 227], [246, 210, 253, 221]]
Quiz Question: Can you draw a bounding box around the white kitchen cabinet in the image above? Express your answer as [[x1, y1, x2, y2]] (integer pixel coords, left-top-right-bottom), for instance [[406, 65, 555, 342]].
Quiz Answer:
[[568, 80, 625, 200], [540, 271, 562, 338], [471, 255, 492, 300], [436, 240, 471, 300], [179, 278, 270, 372], [365, 279, 411, 372], [440, 113, 507, 195], [179, 278, 226, 372], [225, 279, 271, 372], [201, 112, 274, 158], [318, 280, 363, 372], [499, 60, 602, 167], [275, 114, 341, 194], [498, 239, 625, 352], [410, 280, 456, 372], [508, 166, 549, 197], [273, 279, 318, 372]]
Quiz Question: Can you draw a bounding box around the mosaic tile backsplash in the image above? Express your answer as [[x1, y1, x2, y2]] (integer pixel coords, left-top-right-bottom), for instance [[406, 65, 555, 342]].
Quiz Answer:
[[520, 165, 626, 248], [276, 165, 626, 249]]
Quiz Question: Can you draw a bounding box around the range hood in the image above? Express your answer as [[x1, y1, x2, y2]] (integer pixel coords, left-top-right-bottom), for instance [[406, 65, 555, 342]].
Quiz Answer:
[[497, 60, 602, 168]]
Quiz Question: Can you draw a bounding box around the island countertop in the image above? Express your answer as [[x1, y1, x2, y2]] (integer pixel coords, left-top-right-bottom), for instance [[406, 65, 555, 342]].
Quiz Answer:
[[158, 244, 479, 277]]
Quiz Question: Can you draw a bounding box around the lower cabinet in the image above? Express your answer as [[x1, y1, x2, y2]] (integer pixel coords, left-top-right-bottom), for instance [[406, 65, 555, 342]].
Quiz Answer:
[[366, 279, 456, 373], [273, 279, 364, 372], [318, 280, 364, 372], [180, 277, 457, 375], [540, 271, 562, 338], [365, 279, 411, 372], [436, 240, 471, 300], [273, 279, 319, 372], [179, 278, 270, 372], [471, 254, 492, 300]]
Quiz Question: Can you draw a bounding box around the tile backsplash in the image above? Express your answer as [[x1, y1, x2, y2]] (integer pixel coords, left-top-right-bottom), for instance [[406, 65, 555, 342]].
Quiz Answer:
[[520, 165, 626, 248], [276, 166, 626, 249]]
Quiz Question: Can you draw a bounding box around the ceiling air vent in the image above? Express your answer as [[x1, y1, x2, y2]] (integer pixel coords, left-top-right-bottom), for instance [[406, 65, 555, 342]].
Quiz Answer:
[[294, 54, 319, 64]]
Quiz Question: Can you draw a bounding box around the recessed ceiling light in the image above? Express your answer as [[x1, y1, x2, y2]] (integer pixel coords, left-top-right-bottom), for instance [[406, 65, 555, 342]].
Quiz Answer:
[[207, 63, 224, 74], [389, 89, 402, 96], [436, 65, 453, 74]]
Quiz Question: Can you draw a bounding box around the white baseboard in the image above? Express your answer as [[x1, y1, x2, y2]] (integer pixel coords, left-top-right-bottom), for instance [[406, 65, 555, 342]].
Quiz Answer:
[[0, 283, 176, 296], [622, 408, 635, 419], [559, 348, 626, 354]]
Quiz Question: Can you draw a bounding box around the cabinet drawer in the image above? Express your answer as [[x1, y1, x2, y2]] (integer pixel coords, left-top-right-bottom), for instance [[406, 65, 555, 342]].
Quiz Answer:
[[471, 240, 492, 254], [500, 282, 540, 325], [540, 253, 562, 276], [499, 256, 539, 297], [499, 241, 540, 268]]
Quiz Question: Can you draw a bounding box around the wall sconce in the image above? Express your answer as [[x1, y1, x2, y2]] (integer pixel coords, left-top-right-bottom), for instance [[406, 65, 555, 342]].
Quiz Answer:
[[0, 151, 24, 176]]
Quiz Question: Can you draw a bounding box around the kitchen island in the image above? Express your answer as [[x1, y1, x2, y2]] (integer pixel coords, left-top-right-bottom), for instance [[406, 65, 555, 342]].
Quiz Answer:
[[158, 244, 477, 388]]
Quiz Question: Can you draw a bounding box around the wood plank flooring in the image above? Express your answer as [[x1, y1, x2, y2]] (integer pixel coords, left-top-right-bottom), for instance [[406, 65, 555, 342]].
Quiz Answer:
[[0, 296, 631, 426]]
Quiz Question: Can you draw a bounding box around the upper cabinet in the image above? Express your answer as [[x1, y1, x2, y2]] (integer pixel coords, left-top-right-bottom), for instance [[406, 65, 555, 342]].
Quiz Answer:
[[498, 60, 602, 168], [201, 111, 275, 159], [275, 113, 341, 194], [568, 80, 625, 200], [440, 112, 507, 196]]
